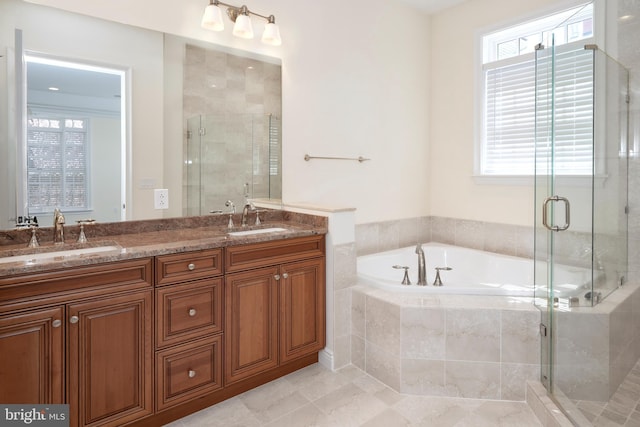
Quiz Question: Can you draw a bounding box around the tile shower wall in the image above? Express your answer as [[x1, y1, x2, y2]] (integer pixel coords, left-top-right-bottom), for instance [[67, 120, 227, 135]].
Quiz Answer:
[[182, 45, 282, 215]]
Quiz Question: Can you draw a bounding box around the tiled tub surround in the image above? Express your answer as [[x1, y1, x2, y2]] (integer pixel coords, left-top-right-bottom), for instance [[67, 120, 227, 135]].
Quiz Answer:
[[351, 287, 540, 401], [553, 281, 640, 403], [352, 216, 640, 405]]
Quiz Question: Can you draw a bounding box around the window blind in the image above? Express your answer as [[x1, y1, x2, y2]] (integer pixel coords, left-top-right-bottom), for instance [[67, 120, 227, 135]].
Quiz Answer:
[[27, 117, 89, 213], [482, 43, 594, 175]]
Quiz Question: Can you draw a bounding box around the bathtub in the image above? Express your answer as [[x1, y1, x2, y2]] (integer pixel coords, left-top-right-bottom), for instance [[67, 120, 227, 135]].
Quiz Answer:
[[357, 242, 595, 297]]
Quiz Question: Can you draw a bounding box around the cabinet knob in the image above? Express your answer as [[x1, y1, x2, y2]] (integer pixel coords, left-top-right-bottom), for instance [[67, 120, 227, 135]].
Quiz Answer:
[[69, 315, 79, 324], [188, 263, 196, 271], [282, 272, 289, 279], [52, 319, 62, 328], [188, 369, 196, 378], [274, 274, 281, 281], [188, 308, 197, 317]]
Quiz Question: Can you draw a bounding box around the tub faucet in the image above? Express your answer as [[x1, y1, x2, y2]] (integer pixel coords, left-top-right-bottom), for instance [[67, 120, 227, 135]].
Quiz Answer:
[[415, 244, 427, 286], [53, 208, 65, 244]]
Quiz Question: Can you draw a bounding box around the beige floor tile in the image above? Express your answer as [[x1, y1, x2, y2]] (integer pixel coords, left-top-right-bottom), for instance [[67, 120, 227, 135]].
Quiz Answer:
[[172, 363, 544, 427]]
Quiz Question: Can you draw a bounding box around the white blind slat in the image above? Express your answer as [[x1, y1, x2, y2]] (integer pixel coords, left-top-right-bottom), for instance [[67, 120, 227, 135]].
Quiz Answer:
[[482, 43, 594, 176]]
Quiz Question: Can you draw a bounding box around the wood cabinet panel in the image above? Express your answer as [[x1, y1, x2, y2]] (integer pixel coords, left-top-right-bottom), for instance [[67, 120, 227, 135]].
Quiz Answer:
[[0, 258, 152, 315], [155, 335, 223, 411], [156, 278, 223, 348], [225, 235, 324, 273], [279, 259, 326, 363], [225, 267, 279, 384], [0, 307, 64, 404], [68, 290, 152, 427], [156, 249, 223, 286]]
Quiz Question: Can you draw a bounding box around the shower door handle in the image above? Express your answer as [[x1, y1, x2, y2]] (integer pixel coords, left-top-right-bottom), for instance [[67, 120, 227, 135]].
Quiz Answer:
[[542, 196, 570, 232]]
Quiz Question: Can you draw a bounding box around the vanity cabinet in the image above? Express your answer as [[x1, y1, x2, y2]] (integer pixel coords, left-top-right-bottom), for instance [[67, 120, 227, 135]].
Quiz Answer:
[[0, 232, 326, 427], [68, 290, 152, 427], [154, 249, 224, 411], [224, 235, 325, 385], [0, 258, 153, 427], [0, 306, 64, 404]]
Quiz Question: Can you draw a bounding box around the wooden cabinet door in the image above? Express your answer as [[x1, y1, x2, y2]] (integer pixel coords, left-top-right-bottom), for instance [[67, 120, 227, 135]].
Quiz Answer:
[[279, 258, 325, 363], [225, 266, 279, 384], [0, 307, 64, 404], [68, 290, 152, 427]]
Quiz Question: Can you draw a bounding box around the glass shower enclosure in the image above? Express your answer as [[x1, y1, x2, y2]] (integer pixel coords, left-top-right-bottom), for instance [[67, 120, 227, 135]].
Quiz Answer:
[[184, 113, 282, 217], [534, 37, 629, 423]]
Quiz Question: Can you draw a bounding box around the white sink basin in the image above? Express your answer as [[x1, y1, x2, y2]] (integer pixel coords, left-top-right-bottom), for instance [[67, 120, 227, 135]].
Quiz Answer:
[[228, 227, 287, 237], [0, 245, 121, 265]]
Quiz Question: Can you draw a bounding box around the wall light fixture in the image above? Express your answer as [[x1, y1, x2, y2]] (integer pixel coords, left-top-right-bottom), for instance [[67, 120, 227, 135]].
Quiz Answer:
[[201, 0, 282, 46]]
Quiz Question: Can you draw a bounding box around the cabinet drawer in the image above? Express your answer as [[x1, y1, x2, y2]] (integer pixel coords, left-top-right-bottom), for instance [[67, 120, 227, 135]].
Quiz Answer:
[[156, 249, 223, 286], [225, 235, 325, 273], [0, 258, 153, 313], [156, 336, 223, 411], [156, 278, 223, 348]]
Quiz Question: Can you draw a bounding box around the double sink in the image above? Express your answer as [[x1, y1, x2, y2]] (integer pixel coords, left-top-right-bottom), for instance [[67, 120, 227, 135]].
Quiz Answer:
[[0, 227, 289, 266]]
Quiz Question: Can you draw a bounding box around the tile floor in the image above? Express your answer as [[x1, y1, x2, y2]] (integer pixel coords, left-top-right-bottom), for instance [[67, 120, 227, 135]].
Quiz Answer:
[[575, 359, 640, 427], [164, 363, 543, 427]]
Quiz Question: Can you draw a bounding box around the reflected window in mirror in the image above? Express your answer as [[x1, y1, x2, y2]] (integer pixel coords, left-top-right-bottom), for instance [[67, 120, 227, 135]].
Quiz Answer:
[[26, 116, 89, 213], [22, 54, 126, 223]]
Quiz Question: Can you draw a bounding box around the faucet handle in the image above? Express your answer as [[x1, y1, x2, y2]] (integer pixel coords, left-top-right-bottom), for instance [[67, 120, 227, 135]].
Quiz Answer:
[[26, 226, 39, 248], [433, 267, 452, 286], [393, 265, 412, 285]]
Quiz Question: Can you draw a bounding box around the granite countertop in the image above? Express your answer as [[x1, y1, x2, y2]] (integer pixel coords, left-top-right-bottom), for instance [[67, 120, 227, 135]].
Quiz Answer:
[[0, 211, 327, 277]]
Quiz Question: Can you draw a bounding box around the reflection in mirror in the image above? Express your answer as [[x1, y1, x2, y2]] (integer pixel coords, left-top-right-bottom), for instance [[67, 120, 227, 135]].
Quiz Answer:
[[0, 0, 283, 232], [185, 113, 282, 216], [177, 40, 282, 215], [23, 54, 125, 224]]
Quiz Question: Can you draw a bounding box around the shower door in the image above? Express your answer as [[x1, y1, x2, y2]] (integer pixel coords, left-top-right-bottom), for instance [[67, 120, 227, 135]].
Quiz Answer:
[[534, 38, 629, 423]]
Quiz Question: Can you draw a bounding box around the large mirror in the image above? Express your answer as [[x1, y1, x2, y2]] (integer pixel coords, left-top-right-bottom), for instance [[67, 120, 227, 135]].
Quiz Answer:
[[0, 0, 282, 230]]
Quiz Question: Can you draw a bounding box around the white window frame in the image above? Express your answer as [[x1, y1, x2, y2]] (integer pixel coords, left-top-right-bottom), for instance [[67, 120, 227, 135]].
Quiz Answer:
[[474, 1, 604, 185]]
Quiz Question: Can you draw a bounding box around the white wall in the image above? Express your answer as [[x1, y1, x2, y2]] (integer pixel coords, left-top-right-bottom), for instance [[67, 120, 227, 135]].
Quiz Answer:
[[26, 0, 432, 225]]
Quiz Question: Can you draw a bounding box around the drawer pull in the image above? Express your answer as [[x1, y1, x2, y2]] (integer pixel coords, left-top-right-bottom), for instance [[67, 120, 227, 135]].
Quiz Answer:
[[188, 308, 197, 317], [69, 316, 79, 324], [188, 263, 196, 271], [282, 272, 289, 279], [52, 319, 62, 328], [188, 369, 196, 378], [274, 274, 280, 281]]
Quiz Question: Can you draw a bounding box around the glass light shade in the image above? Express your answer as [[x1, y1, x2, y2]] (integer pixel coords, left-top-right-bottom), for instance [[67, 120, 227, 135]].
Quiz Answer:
[[261, 22, 282, 46], [201, 4, 224, 31], [233, 14, 254, 39]]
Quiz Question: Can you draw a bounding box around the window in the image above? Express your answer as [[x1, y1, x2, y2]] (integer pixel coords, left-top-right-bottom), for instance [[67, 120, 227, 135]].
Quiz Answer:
[[479, 3, 594, 176], [27, 116, 90, 213]]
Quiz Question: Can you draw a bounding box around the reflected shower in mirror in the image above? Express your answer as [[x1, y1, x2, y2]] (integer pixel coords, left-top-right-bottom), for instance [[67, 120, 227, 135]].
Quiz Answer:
[[175, 39, 282, 216], [185, 113, 282, 216]]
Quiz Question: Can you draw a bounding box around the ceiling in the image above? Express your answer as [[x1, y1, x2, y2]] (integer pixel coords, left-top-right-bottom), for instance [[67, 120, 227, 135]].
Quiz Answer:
[[395, 0, 470, 14], [27, 62, 121, 99]]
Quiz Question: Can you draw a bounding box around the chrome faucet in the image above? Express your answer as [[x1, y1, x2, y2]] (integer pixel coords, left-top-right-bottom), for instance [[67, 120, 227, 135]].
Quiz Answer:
[[415, 243, 427, 286], [241, 199, 255, 227], [240, 182, 254, 227], [53, 208, 65, 244]]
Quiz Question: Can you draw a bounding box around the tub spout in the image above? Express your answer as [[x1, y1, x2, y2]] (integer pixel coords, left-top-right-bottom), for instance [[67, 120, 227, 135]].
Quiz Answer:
[[415, 244, 427, 286]]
